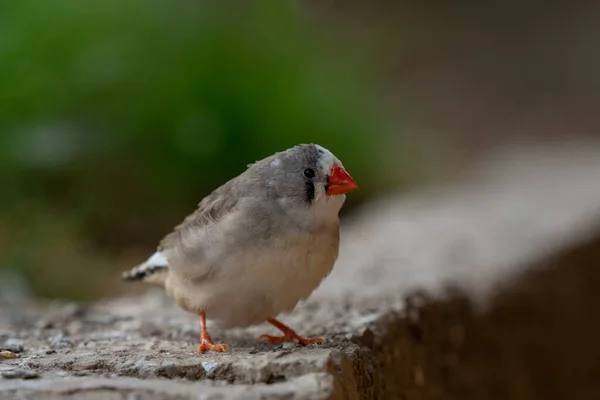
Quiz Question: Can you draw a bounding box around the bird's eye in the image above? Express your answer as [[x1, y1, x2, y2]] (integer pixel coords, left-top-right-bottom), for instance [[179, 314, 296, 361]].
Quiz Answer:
[[304, 168, 315, 179]]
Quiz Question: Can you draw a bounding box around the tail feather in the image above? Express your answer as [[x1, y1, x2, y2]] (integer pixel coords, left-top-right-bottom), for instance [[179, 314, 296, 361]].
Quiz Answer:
[[122, 252, 169, 286]]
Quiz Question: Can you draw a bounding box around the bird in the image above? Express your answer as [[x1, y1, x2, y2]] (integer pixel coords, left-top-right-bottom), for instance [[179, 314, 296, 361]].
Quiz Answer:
[[121, 144, 358, 352]]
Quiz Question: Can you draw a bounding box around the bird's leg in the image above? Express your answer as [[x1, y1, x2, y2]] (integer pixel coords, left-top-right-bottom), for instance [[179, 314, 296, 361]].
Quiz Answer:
[[258, 318, 325, 346], [198, 311, 229, 353]]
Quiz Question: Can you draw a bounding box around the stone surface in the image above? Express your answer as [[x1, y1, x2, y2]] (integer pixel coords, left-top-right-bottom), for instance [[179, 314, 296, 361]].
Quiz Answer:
[[2, 140, 600, 399], [0, 372, 333, 400]]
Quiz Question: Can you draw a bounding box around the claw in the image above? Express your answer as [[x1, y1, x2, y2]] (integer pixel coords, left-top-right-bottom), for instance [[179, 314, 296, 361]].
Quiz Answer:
[[257, 318, 325, 346], [258, 333, 324, 345], [198, 339, 229, 353], [198, 311, 230, 353]]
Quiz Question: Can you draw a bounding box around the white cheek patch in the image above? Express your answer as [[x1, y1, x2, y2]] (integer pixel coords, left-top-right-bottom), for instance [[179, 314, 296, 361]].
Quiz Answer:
[[314, 144, 339, 175]]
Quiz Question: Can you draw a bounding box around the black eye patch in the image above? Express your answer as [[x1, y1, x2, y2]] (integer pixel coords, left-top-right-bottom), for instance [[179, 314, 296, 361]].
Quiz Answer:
[[305, 181, 315, 203]]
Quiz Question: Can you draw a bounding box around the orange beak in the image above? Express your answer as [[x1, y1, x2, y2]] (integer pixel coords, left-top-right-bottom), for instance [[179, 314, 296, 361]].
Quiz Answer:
[[326, 166, 359, 196]]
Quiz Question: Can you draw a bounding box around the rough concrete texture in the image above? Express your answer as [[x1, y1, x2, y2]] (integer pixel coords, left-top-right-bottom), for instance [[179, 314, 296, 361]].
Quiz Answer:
[[2, 141, 600, 399]]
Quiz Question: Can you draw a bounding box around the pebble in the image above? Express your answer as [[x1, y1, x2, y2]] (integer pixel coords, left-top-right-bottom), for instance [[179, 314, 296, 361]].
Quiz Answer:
[[0, 350, 16, 359], [2, 341, 25, 353], [201, 362, 218, 378], [50, 336, 74, 350]]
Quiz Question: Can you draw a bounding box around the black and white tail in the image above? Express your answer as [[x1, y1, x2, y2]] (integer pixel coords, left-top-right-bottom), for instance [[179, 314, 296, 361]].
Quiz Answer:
[[121, 252, 169, 286]]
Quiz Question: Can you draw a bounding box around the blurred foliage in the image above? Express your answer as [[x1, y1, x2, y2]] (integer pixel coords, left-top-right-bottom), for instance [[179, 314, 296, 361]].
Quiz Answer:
[[0, 0, 397, 300]]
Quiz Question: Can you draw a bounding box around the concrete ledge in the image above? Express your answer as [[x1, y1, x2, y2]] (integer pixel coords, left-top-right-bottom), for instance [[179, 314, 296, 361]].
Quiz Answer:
[[2, 141, 600, 399]]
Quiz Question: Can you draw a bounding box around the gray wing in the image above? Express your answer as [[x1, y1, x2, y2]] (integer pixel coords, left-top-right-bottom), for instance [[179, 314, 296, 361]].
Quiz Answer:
[[157, 177, 242, 254], [121, 179, 242, 285], [156, 159, 291, 281]]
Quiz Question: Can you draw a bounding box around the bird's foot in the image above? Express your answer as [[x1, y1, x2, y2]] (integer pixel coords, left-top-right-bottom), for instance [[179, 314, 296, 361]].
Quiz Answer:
[[258, 317, 325, 346], [198, 336, 229, 353], [258, 331, 325, 346]]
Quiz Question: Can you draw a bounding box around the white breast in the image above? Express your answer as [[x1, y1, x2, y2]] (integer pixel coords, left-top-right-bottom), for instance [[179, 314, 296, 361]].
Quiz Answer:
[[164, 226, 340, 329]]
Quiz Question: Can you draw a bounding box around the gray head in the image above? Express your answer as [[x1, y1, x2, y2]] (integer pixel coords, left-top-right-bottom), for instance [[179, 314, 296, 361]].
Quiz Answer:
[[248, 144, 358, 215]]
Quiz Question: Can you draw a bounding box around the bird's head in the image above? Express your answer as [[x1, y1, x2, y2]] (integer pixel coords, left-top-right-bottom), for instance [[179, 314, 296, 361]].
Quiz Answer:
[[256, 144, 358, 221]]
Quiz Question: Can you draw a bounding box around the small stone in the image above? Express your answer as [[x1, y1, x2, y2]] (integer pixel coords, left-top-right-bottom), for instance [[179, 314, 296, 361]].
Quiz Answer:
[[45, 350, 57, 355], [201, 362, 219, 378], [50, 336, 74, 350], [0, 350, 16, 359], [1, 370, 40, 380], [2, 341, 24, 353]]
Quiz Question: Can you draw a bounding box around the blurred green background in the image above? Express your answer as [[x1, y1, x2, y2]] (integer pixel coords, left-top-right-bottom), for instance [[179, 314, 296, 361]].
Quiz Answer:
[[0, 0, 402, 300], [2, 1, 598, 301]]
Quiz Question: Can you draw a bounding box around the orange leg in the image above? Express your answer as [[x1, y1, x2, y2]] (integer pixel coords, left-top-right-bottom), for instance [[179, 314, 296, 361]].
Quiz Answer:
[[198, 312, 229, 353], [258, 318, 325, 346]]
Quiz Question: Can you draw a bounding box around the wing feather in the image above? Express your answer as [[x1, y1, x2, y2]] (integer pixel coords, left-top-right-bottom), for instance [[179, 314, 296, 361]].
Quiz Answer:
[[157, 177, 242, 253]]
